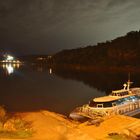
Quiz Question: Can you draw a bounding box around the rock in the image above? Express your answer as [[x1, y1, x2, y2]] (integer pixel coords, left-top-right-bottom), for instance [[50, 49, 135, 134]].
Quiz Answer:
[[0, 121, 3, 131], [122, 129, 138, 140], [3, 119, 16, 131]]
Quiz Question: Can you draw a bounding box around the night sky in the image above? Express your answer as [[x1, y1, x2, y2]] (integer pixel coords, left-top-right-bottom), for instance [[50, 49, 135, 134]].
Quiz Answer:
[[1, 0, 140, 55]]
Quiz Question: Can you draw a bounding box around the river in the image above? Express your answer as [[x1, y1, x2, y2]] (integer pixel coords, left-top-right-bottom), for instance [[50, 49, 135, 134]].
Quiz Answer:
[[0, 63, 140, 116]]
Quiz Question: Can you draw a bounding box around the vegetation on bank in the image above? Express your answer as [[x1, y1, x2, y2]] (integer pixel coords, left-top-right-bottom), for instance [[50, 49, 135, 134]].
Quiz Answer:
[[0, 106, 32, 139], [52, 30, 140, 68]]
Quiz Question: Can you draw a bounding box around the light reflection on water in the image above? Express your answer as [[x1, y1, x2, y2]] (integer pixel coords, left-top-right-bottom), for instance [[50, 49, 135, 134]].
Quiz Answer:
[[2, 63, 21, 75], [0, 64, 140, 116], [0, 64, 105, 115]]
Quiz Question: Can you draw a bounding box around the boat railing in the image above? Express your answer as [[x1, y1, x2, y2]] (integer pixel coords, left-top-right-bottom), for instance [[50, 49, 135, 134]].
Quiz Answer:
[[109, 100, 140, 115], [73, 100, 140, 118]]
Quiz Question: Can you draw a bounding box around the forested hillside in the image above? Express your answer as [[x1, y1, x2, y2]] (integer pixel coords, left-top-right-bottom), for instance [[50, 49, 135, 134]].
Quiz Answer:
[[53, 31, 140, 67]]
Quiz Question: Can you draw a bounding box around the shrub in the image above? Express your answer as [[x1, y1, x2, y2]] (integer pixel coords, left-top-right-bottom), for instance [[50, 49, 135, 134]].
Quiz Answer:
[[0, 106, 33, 139], [0, 106, 6, 122]]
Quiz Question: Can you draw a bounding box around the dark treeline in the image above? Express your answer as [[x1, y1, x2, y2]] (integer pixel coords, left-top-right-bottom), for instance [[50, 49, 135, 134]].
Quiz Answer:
[[53, 31, 140, 67]]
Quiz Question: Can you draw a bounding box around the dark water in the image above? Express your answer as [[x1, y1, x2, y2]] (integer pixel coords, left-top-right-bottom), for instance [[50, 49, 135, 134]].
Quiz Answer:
[[1, 63, 140, 116]]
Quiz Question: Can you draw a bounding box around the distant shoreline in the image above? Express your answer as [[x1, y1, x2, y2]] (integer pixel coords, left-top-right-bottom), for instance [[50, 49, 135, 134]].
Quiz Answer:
[[51, 64, 140, 73]]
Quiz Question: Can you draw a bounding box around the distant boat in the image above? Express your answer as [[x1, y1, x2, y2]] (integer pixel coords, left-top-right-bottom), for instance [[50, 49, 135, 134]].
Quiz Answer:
[[70, 80, 140, 120]]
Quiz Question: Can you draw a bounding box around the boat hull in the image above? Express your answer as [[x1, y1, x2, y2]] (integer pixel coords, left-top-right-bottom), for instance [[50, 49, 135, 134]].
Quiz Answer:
[[69, 112, 85, 119], [69, 112, 89, 121], [124, 108, 140, 117]]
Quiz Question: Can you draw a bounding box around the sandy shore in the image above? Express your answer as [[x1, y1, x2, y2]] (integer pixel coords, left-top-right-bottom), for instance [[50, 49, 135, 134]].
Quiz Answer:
[[1, 110, 140, 140]]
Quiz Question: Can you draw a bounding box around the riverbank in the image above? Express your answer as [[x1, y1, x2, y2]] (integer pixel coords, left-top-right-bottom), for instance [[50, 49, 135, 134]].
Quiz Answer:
[[2, 110, 140, 140]]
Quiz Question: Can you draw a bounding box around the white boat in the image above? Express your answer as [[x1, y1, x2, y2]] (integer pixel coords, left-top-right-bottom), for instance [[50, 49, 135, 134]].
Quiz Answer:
[[70, 80, 140, 120]]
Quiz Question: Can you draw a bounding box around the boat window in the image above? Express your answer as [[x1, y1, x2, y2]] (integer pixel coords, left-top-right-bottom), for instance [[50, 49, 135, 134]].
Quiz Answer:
[[118, 93, 122, 96], [89, 95, 140, 108], [116, 95, 140, 104], [111, 91, 129, 96], [135, 95, 140, 99], [112, 102, 117, 106], [118, 93, 121, 96], [89, 100, 117, 108], [97, 104, 103, 108], [116, 99, 123, 105]]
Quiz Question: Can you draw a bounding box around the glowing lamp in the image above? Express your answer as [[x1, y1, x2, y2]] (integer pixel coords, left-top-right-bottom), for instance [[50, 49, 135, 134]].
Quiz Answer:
[[6, 55, 14, 61]]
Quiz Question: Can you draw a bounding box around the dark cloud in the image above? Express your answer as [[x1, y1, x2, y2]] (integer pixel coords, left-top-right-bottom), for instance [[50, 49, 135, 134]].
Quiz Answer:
[[0, 0, 140, 54]]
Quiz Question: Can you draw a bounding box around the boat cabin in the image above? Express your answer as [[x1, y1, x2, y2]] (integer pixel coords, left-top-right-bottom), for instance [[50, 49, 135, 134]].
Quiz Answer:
[[111, 89, 130, 97], [89, 95, 140, 108]]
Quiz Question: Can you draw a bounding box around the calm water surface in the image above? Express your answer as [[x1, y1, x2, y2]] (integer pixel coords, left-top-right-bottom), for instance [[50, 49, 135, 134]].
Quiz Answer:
[[1, 63, 140, 116], [0, 64, 105, 115]]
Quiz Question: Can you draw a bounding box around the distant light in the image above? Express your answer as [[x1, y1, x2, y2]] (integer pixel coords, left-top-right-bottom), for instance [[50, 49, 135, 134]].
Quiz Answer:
[[6, 64, 14, 75], [37, 57, 43, 60], [48, 56, 52, 59], [16, 63, 20, 68], [2, 64, 6, 68], [16, 60, 21, 63], [6, 55, 14, 61], [49, 68, 52, 74]]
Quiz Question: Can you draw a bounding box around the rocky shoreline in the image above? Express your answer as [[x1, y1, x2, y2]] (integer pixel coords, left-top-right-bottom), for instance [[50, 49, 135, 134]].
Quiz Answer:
[[2, 110, 139, 140]]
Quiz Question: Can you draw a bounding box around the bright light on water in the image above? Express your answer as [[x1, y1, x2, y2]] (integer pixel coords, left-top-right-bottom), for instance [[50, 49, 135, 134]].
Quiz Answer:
[[6, 64, 14, 75], [2, 63, 21, 75], [49, 68, 52, 74]]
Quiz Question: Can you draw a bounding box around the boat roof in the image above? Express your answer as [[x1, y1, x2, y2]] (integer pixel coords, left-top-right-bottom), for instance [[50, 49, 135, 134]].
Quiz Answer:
[[93, 94, 135, 102], [93, 96, 119, 102], [92, 81, 140, 102], [93, 89, 129, 102], [112, 89, 128, 93], [130, 87, 140, 91]]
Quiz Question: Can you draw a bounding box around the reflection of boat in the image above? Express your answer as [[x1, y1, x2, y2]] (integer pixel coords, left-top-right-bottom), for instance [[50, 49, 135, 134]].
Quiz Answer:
[[70, 80, 140, 120]]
